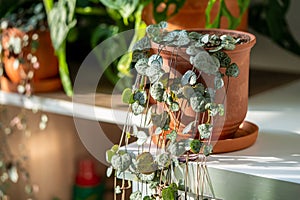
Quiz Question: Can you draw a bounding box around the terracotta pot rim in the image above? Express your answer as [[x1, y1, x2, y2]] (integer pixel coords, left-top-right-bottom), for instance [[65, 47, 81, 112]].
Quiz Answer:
[[151, 28, 256, 52]]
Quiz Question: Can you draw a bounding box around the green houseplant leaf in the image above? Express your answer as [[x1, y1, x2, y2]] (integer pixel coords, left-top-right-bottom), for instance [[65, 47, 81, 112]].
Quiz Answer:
[[43, 0, 77, 96]]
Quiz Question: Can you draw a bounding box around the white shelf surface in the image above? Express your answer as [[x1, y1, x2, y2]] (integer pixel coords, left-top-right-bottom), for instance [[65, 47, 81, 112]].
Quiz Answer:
[[209, 79, 300, 184], [0, 91, 129, 124], [1, 79, 300, 192]]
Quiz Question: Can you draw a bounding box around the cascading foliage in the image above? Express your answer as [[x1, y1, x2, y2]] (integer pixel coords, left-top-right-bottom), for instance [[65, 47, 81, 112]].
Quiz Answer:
[[106, 21, 242, 200]]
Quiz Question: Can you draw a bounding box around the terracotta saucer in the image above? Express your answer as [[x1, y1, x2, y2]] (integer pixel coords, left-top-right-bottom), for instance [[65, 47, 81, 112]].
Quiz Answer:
[[212, 121, 259, 153], [0, 76, 62, 93]]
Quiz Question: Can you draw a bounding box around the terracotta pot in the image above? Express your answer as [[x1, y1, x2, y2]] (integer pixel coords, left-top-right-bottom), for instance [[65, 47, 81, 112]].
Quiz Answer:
[[150, 29, 256, 141], [142, 0, 248, 31], [1, 28, 61, 92]]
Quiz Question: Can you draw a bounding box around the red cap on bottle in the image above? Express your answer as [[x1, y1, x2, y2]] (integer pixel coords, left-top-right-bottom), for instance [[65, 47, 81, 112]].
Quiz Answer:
[[75, 159, 101, 186]]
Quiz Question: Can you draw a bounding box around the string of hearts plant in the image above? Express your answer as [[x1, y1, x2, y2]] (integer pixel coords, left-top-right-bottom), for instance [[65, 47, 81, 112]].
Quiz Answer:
[[106, 21, 244, 200], [0, 3, 49, 198]]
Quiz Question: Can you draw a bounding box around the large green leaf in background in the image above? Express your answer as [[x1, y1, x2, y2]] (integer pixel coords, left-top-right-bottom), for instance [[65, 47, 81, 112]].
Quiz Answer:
[[44, 0, 77, 96], [47, 0, 77, 50], [249, 0, 300, 56], [99, 0, 139, 24]]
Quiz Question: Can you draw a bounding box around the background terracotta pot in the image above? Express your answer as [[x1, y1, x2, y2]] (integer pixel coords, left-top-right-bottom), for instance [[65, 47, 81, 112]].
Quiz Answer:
[[142, 0, 248, 31], [151, 29, 256, 141], [1, 28, 61, 93]]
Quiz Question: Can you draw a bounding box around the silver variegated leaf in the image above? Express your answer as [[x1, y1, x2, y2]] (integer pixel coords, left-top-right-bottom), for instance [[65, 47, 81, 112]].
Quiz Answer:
[[170, 102, 180, 112], [192, 51, 220, 75], [190, 93, 206, 113], [133, 90, 147, 105], [134, 58, 149, 75], [132, 125, 138, 136], [171, 30, 190, 46], [190, 139, 202, 154], [156, 152, 171, 168], [154, 127, 162, 135], [186, 45, 200, 56], [214, 76, 224, 89], [111, 153, 132, 172], [213, 51, 231, 67], [182, 85, 195, 99], [158, 21, 168, 29], [222, 42, 235, 50], [166, 130, 177, 142], [148, 54, 163, 66], [136, 130, 148, 145], [218, 104, 225, 116], [220, 34, 235, 43], [151, 111, 170, 128], [132, 36, 150, 51], [201, 34, 209, 44], [203, 144, 213, 156], [198, 123, 213, 139], [131, 102, 145, 115], [130, 191, 142, 200], [226, 63, 239, 77], [167, 141, 186, 157], [193, 83, 205, 95], [106, 166, 113, 177], [150, 82, 165, 101], [182, 121, 195, 134], [181, 70, 197, 86], [146, 24, 160, 38]]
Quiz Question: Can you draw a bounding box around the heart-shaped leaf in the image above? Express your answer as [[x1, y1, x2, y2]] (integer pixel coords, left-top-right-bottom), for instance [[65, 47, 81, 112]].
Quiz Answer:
[[148, 54, 163, 66], [133, 90, 147, 105], [190, 93, 206, 113], [130, 191, 142, 200], [190, 139, 202, 154], [106, 166, 113, 177], [133, 36, 150, 51], [170, 102, 180, 112], [203, 144, 213, 156], [131, 102, 145, 115], [167, 141, 186, 157], [192, 51, 220, 75], [198, 123, 213, 139], [156, 152, 171, 168], [136, 152, 157, 174], [150, 82, 165, 102], [182, 121, 195, 134], [181, 70, 197, 86], [214, 76, 224, 89], [166, 130, 177, 142], [111, 153, 132, 172], [213, 51, 231, 67], [135, 58, 149, 75], [154, 127, 162, 135], [186, 45, 200, 56], [136, 131, 148, 145], [226, 63, 239, 77], [122, 88, 133, 104]]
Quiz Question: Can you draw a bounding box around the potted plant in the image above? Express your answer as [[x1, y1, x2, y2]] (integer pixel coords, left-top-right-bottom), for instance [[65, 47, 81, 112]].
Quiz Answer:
[[105, 21, 257, 199], [0, 2, 61, 95], [142, 0, 250, 31], [96, 0, 251, 90]]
